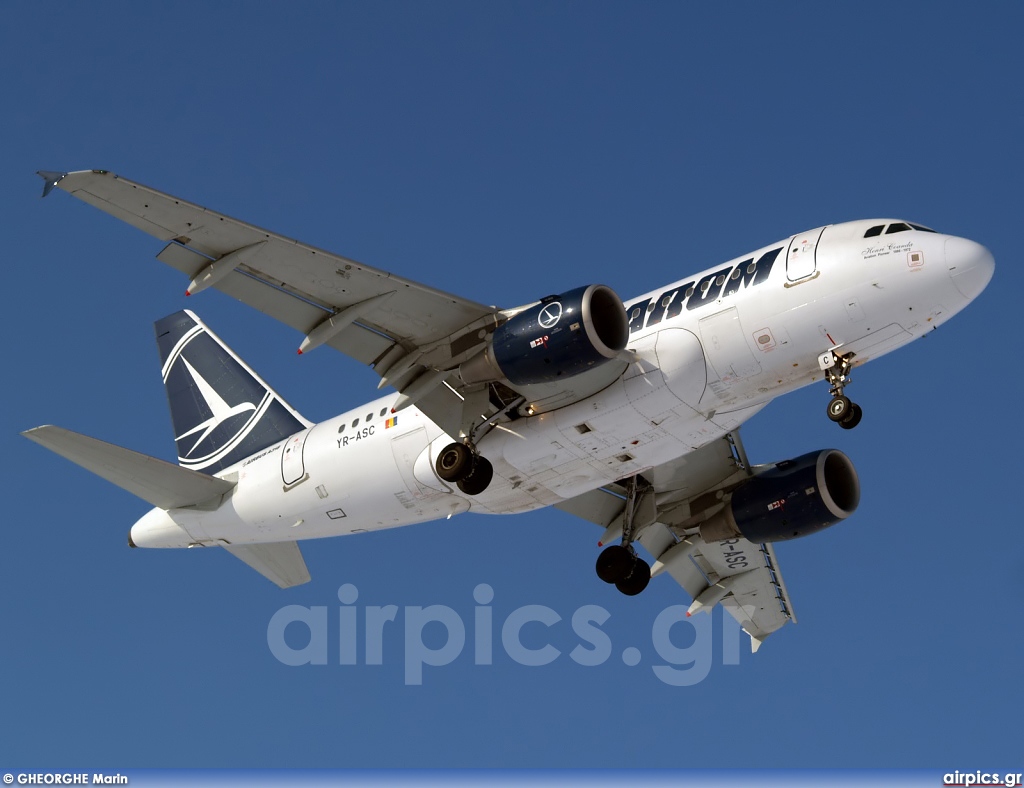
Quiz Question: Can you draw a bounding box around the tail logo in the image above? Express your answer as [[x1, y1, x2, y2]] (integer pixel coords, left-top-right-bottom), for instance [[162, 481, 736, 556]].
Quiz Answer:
[[174, 357, 258, 455], [162, 324, 275, 471], [156, 310, 308, 475]]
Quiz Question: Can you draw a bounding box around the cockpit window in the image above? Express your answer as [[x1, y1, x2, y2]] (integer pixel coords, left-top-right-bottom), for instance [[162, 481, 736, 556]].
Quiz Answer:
[[866, 221, 937, 238]]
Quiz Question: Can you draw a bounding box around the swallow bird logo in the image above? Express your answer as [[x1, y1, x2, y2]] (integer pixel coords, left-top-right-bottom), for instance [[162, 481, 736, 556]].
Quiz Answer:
[[161, 324, 271, 470], [538, 301, 562, 329], [174, 357, 258, 455]]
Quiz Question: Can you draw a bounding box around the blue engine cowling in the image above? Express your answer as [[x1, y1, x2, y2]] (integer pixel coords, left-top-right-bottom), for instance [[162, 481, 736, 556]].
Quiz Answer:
[[459, 284, 629, 386], [701, 450, 860, 543]]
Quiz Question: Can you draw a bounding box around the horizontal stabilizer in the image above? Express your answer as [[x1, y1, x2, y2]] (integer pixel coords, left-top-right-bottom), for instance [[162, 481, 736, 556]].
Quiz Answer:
[[223, 542, 311, 588], [22, 425, 235, 509]]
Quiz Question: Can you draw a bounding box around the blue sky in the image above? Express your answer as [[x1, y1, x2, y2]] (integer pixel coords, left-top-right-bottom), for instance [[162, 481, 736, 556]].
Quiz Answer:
[[2, 2, 1021, 769]]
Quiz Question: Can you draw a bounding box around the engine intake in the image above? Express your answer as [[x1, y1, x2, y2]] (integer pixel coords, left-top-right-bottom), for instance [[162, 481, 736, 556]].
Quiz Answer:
[[460, 284, 628, 386], [700, 449, 860, 544]]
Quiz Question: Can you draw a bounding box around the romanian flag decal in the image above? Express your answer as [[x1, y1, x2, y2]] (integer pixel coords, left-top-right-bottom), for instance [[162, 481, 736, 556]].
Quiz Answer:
[[385, 416, 398, 429]]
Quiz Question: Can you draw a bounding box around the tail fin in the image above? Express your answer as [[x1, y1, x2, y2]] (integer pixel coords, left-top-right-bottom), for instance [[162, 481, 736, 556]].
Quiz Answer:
[[156, 310, 311, 475]]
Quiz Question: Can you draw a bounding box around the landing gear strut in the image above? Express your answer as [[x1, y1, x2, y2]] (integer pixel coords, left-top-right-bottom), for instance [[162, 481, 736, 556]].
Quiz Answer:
[[595, 475, 652, 596], [819, 349, 863, 430], [435, 441, 494, 495]]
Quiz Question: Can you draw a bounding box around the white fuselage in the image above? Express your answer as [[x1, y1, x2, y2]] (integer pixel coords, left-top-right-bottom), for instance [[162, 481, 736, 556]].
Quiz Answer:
[[130, 220, 994, 549]]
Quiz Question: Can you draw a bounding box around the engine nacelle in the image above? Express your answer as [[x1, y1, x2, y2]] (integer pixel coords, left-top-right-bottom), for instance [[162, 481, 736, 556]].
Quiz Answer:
[[459, 284, 629, 386], [700, 450, 860, 544]]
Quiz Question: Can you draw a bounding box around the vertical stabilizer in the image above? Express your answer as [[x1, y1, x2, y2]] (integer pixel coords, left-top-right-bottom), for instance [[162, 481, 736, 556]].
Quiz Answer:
[[155, 310, 311, 475]]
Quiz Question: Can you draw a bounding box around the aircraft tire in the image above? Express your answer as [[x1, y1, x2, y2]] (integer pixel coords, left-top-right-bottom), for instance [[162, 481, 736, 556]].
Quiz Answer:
[[596, 545, 634, 584], [615, 557, 651, 596], [839, 403, 863, 430], [457, 456, 493, 495], [436, 442, 474, 482], [827, 395, 852, 422]]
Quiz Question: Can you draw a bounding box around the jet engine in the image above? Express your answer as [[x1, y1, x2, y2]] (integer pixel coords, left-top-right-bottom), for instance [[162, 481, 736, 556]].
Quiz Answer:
[[459, 284, 629, 386], [700, 449, 860, 543]]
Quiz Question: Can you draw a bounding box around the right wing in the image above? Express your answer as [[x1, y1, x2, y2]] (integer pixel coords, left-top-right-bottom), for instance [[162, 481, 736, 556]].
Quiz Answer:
[[41, 169, 497, 355], [555, 433, 796, 651], [41, 169, 635, 437], [40, 169, 503, 436]]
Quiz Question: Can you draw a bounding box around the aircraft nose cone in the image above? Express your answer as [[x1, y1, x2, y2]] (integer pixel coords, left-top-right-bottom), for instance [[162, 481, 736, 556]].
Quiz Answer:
[[945, 236, 995, 301]]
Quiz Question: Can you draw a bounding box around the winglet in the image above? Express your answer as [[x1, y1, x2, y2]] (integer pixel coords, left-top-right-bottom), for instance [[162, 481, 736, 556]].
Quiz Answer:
[[37, 170, 68, 198], [750, 634, 764, 654]]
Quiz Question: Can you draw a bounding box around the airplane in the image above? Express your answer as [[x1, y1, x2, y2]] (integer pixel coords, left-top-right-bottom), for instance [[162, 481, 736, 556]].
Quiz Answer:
[[23, 169, 995, 651]]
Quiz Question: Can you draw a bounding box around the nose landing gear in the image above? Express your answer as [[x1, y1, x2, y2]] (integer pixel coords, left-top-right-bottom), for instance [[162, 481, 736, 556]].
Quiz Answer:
[[435, 441, 494, 495], [819, 349, 863, 430]]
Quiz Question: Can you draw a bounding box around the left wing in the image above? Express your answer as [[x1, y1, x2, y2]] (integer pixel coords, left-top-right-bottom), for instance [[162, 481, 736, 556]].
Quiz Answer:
[[39, 169, 502, 435], [555, 433, 797, 651]]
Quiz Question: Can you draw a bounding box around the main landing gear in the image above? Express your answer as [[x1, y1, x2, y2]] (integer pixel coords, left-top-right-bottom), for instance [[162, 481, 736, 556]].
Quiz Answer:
[[435, 442, 493, 495], [820, 349, 863, 430], [595, 475, 652, 596]]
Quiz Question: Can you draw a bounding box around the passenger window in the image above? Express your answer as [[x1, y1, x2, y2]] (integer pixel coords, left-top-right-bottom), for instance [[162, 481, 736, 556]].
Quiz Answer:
[[885, 222, 912, 234], [338, 424, 345, 434], [352, 418, 359, 428], [380, 408, 388, 417], [864, 225, 884, 238], [366, 412, 373, 422]]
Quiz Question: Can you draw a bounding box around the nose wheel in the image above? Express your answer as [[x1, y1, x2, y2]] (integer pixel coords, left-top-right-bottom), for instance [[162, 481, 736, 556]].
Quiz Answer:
[[827, 396, 863, 429], [819, 350, 863, 429], [435, 441, 494, 495]]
